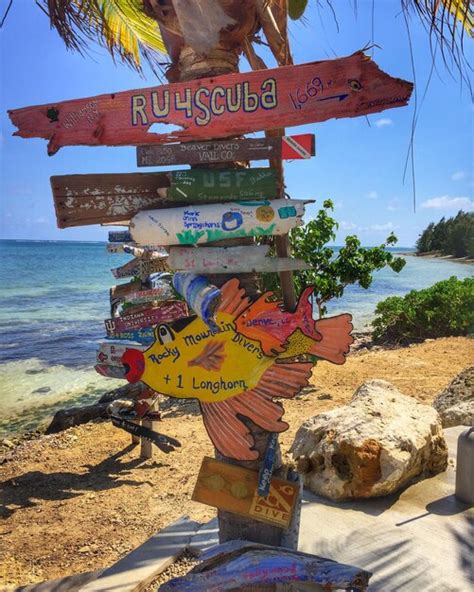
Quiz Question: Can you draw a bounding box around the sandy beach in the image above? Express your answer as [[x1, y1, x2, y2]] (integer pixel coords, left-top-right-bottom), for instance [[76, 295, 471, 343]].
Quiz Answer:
[[1, 335, 472, 589]]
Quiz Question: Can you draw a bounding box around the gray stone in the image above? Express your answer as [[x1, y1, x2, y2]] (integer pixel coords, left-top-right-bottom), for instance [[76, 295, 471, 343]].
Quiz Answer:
[[433, 366, 473, 427], [291, 379, 448, 500]]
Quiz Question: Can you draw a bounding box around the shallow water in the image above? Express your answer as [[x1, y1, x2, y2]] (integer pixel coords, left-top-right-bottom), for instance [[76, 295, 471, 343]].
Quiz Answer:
[[0, 240, 472, 436]]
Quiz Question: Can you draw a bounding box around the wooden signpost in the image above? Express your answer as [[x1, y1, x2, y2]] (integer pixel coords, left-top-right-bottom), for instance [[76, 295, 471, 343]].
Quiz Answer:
[[105, 327, 155, 345], [52, 168, 278, 228], [192, 457, 299, 529], [111, 256, 169, 280], [104, 301, 188, 336], [121, 278, 353, 461], [130, 199, 311, 246], [168, 245, 310, 274], [137, 134, 315, 167], [9, 52, 412, 155]]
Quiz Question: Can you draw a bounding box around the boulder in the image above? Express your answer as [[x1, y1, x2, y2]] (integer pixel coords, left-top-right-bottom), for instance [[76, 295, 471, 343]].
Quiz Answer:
[[291, 379, 447, 500], [433, 366, 473, 428]]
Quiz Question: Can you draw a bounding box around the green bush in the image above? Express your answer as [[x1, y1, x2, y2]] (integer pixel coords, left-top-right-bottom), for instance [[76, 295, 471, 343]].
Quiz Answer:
[[372, 276, 474, 343]]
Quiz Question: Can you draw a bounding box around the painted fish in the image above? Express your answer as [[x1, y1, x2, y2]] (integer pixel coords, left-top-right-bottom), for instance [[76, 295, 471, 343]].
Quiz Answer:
[[122, 279, 353, 460], [234, 287, 353, 363]]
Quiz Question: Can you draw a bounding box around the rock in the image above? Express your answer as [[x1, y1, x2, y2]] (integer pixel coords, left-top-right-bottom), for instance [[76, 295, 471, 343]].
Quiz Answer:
[[1, 439, 15, 449], [291, 379, 447, 500], [433, 366, 473, 427]]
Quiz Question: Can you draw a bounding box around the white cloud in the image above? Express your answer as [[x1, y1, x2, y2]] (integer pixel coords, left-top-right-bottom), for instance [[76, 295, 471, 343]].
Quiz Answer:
[[421, 195, 473, 210], [451, 171, 466, 181], [36, 216, 50, 225], [339, 221, 358, 230], [366, 190, 378, 200], [333, 200, 344, 209], [367, 222, 397, 231], [374, 118, 393, 128]]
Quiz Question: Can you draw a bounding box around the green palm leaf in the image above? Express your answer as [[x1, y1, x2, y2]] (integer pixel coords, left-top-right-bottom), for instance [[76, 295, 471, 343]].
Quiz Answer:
[[44, 0, 167, 72]]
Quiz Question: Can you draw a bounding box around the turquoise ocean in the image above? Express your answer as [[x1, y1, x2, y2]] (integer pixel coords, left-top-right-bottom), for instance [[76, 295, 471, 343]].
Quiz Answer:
[[0, 239, 472, 436]]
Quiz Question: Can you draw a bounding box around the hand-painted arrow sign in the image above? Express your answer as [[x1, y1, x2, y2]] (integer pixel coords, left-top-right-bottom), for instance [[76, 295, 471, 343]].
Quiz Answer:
[[168, 246, 310, 274], [111, 256, 169, 279], [137, 134, 315, 167], [52, 168, 278, 228], [130, 199, 311, 246], [9, 52, 412, 155], [104, 301, 188, 336]]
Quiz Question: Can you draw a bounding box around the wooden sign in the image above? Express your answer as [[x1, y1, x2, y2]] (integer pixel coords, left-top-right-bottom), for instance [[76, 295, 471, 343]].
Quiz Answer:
[[122, 286, 175, 307], [111, 256, 169, 279], [110, 280, 142, 315], [130, 199, 310, 246], [121, 279, 353, 460], [166, 168, 278, 202], [168, 245, 310, 273], [105, 328, 155, 345], [9, 52, 412, 155], [105, 301, 188, 336], [192, 457, 298, 529], [109, 230, 132, 243], [52, 169, 277, 228], [137, 134, 315, 167], [95, 364, 127, 379], [97, 340, 146, 367]]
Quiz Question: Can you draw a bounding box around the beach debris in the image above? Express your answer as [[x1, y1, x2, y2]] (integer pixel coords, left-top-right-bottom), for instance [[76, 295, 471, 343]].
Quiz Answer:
[[291, 379, 448, 500], [433, 365, 473, 428]]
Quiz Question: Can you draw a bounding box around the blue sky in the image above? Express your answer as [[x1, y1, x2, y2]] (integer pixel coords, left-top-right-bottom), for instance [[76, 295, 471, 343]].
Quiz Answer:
[[0, 1, 472, 246]]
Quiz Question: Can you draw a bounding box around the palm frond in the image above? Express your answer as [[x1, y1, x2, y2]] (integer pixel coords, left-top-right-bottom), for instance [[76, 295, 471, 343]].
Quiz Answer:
[[44, 0, 168, 73]]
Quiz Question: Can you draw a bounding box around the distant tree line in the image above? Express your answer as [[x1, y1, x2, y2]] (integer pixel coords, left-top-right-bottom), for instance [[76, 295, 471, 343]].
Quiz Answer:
[[416, 211, 474, 258]]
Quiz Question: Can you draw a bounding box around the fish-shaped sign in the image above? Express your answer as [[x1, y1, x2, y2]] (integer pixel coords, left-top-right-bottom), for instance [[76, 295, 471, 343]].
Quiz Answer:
[[130, 199, 310, 246], [122, 279, 353, 460], [8, 52, 412, 155]]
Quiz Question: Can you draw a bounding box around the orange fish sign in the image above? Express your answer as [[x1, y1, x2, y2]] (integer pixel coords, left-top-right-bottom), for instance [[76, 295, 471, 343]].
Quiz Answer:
[[8, 52, 412, 155], [122, 280, 353, 460]]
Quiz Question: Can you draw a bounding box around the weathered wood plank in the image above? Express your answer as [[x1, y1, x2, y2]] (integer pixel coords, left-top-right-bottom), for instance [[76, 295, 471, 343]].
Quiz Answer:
[[130, 199, 310, 246], [51, 173, 169, 228], [52, 169, 278, 228], [79, 516, 200, 592], [104, 302, 188, 336], [192, 457, 298, 529], [111, 257, 169, 279], [9, 52, 412, 154], [168, 246, 310, 273], [137, 134, 315, 167]]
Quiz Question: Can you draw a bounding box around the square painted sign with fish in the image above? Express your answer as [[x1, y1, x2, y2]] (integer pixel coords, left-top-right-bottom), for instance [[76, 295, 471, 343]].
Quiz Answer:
[[122, 279, 353, 461]]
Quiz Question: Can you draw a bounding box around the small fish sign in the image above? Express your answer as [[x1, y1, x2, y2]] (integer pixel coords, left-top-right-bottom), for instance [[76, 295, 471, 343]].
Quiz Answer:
[[9, 52, 412, 154], [168, 245, 310, 274], [105, 301, 188, 336], [192, 456, 298, 529], [121, 279, 353, 460], [130, 199, 311, 246], [137, 134, 315, 167], [111, 256, 169, 279]]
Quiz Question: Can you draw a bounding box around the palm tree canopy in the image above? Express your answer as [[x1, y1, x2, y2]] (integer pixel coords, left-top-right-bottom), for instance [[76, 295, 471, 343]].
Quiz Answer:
[[42, 0, 472, 74]]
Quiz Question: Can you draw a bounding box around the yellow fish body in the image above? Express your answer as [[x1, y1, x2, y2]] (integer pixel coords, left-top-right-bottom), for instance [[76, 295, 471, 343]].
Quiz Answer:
[[123, 279, 352, 460]]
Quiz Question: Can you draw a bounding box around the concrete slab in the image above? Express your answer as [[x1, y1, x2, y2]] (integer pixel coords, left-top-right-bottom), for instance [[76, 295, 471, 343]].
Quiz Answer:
[[188, 517, 219, 557], [298, 426, 473, 591], [10, 570, 103, 592], [78, 516, 200, 592]]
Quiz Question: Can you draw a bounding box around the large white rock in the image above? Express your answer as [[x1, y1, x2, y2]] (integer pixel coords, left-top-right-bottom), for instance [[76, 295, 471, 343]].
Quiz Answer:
[[291, 379, 448, 500]]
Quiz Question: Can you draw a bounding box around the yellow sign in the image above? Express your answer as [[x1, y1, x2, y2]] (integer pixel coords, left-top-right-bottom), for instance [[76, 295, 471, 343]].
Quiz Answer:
[[192, 457, 298, 529]]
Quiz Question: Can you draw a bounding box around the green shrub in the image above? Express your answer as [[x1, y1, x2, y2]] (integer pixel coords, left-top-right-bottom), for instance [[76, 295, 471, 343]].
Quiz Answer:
[[372, 276, 474, 343]]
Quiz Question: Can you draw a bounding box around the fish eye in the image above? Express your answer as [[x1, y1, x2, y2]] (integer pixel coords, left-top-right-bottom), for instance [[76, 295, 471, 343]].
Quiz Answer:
[[157, 324, 175, 345]]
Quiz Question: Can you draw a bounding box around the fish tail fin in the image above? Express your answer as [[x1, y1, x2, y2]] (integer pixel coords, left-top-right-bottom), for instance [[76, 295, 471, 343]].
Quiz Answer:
[[310, 314, 354, 364], [294, 286, 322, 341]]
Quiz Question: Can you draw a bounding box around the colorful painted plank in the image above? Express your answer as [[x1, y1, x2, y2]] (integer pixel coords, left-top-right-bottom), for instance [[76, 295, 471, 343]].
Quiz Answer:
[[160, 540, 372, 592], [52, 169, 278, 228], [192, 457, 298, 529], [137, 134, 315, 167], [130, 199, 310, 246], [97, 340, 146, 367], [121, 279, 353, 460], [95, 364, 127, 379], [106, 328, 155, 345], [122, 286, 175, 307], [168, 245, 310, 273], [111, 256, 169, 279], [105, 301, 188, 336], [166, 168, 278, 202], [109, 231, 132, 243], [51, 173, 169, 228], [9, 52, 412, 155]]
